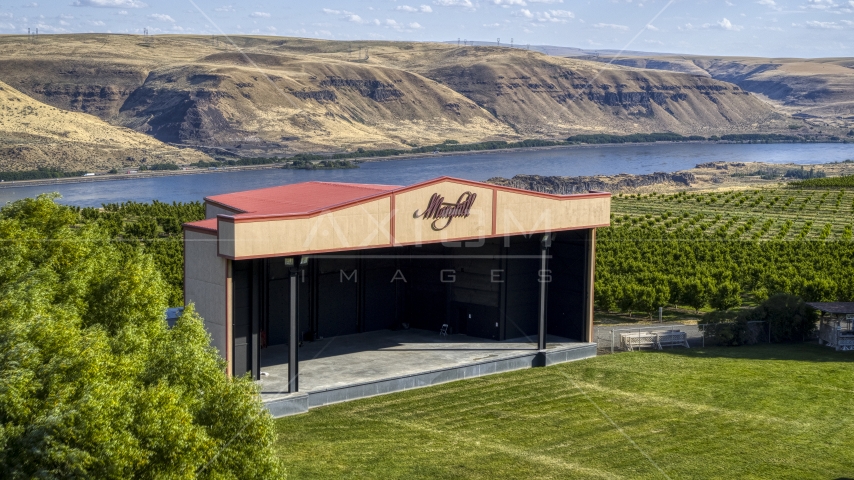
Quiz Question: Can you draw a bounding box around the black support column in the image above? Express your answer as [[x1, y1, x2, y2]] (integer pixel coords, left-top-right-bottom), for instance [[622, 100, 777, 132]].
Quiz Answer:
[[538, 234, 551, 351], [288, 269, 299, 393], [583, 228, 597, 343], [251, 260, 261, 381]]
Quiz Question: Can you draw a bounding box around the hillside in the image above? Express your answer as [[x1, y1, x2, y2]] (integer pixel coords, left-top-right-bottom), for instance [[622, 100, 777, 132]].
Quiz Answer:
[[593, 55, 854, 130], [0, 35, 793, 159], [0, 80, 210, 172]]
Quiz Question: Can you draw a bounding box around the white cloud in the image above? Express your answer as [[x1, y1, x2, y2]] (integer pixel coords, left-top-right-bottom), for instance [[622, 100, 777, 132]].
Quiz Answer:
[[681, 17, 744, 31], [409, 21, 423, 28], [547, 9, 573, 18], [493, 0, 527, 5], [345, 14, 362, 22], [805, 20, 843, 28], [215, 5, 234, 12], [519, 9, 573, 22], [646, 23, 658, 30], [72, 0, 147, 8], [434, 0, 475, 8], [397, 4, 433, 12], [593, 22, 629, 30], [148, 13, 175, 22], [250, 12, 270, 18], [805, 0, 841, 9], [717, 17, 742, 30], [0, 12, 12, 18], [529, 0, 563, 3]]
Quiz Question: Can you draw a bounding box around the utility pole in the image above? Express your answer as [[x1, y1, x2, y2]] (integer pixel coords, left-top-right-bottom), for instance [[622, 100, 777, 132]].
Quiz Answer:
[[457, 37, 460, 46], [497, 37, 500, 47], [511, 38, 513, 48]]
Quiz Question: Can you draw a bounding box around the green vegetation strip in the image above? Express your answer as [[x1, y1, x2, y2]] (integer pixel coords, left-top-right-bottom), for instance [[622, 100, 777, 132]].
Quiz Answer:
[[790, 175, 854, 188], [0, 167, 85, 181], [274, 344, 854, 479]]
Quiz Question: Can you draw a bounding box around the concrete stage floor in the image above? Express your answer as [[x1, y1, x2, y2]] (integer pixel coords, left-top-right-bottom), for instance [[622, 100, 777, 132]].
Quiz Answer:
[[258, 329, 591, 409]]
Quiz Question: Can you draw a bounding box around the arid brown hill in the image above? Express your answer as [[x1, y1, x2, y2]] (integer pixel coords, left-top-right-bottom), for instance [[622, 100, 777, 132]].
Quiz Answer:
[[0, 35, 793, 158], [592, 55, 854, 130], [0, 79, 210, 172]]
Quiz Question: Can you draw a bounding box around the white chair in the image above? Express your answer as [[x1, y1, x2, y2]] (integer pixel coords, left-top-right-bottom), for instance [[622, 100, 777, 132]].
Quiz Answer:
[[439, 324, 449, 336]]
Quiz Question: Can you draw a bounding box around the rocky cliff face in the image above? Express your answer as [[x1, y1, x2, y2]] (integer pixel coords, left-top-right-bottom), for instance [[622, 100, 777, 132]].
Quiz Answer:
[[406, 48, 785, 138], [488, 172, 696, 194], [595, 55, 854, 125], [0, 58, 149, 120], [0, 35, 794, 157]]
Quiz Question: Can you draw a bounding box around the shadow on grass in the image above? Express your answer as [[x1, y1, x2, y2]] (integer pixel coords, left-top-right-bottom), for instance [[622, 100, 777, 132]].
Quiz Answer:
[[653, 342, 854, 363]]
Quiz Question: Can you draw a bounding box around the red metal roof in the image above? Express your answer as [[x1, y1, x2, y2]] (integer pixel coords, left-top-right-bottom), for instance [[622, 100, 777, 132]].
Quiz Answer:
[[204, 181, 400, 215], [184, 181, 401, 232], [183, 217, 218, 233]]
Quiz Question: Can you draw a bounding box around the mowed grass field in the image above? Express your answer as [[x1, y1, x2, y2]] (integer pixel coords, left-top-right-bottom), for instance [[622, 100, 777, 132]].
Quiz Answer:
[[273, 344, 854, 479]]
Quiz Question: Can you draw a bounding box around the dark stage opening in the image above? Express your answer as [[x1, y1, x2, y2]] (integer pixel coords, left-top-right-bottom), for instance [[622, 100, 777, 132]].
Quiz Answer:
[[231, 230, 594, 378]]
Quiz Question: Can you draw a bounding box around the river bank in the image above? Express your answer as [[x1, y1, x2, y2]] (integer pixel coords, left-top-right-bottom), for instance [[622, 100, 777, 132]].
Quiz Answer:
[[1, 142, 852, 207], [488, 160, 854, 194], [7, 139, 849, 190]]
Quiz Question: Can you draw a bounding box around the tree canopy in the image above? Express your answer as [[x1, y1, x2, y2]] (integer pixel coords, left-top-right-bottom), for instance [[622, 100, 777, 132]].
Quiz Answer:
[[0, 195, 283, 479]]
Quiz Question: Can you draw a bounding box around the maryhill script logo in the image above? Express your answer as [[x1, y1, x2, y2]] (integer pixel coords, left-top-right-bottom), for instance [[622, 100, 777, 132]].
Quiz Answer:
[[414, 192, 477, 231]]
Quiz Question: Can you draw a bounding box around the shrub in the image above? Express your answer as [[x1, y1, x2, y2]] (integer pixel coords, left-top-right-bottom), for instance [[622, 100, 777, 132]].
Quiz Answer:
[[737, 293, 818, 342], [700, 310, 748, 346]]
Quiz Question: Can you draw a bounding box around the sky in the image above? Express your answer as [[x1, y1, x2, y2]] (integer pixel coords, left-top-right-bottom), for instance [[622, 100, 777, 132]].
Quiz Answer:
[[0, 0, 852, 57]]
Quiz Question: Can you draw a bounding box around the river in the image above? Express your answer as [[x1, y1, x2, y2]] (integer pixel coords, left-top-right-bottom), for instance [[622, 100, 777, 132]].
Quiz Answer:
[[0, 143, 851, 207]]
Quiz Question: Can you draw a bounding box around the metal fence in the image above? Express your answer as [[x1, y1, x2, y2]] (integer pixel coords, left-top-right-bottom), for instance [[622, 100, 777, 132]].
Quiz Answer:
[[594, 321, 770, 354]]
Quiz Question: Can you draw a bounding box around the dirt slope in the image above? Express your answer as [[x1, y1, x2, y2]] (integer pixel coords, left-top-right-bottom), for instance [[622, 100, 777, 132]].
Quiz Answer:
[[0, 35, 793, 159], [0, 79, 210, 172]]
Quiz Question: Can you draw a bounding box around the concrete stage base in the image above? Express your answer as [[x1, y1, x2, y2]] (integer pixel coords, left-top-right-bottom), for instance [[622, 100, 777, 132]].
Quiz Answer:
[[260, 329, 596, 418]]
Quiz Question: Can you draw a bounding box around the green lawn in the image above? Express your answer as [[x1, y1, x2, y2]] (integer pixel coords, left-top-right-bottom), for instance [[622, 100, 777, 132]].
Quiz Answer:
[[274, 344, 854, 479]]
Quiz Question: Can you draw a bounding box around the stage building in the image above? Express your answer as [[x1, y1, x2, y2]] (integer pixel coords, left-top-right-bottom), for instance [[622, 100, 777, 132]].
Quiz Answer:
[[183, 177, 610, 416]]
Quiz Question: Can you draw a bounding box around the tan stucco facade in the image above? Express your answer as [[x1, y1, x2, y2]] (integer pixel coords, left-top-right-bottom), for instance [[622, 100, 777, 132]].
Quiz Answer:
[[219, 197, 393, 259], [495, 190, 611, 236], [212, 179, 611, 260], [393, 181, 494, 245]]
